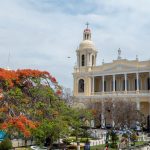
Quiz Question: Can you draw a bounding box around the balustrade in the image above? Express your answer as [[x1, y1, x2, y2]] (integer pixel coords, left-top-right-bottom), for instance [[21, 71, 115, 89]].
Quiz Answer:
[[93, 90, 149, 95]]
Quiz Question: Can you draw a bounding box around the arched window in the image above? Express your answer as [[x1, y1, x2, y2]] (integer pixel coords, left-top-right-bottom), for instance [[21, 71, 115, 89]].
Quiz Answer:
[[92, 55, 94, 66], [82, 55, 85, 66], [78, 79, 84, 93]]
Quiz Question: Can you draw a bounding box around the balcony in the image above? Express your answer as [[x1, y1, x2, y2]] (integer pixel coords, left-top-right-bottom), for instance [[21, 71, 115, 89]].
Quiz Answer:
[[91, 90, 150, 98]]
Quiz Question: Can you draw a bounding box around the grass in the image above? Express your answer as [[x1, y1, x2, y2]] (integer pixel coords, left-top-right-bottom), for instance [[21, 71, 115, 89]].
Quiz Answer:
[[83, 141, 146, 150], [81, 141, 146, 150], [80, 144, 116, 150], [135, 141, 146, 146], [14, 148, 32, 150], [13, 140, 147, 150], [66, 136, 93, 143]]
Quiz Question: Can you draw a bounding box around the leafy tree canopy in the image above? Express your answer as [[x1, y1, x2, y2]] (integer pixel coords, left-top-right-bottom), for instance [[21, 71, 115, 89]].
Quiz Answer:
[[0, 68, 92, 146]]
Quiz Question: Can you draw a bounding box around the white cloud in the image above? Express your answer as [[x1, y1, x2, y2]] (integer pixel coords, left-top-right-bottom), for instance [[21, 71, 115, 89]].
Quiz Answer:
[[0, 0, 150, 89]]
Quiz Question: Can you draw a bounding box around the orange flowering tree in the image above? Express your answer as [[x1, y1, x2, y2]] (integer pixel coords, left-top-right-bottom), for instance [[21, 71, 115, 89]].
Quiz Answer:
[[0, 68, 62, 138], [0, 68, 92, 148]]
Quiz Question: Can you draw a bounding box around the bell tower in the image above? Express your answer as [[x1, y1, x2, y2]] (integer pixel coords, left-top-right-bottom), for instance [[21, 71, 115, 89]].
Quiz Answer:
[[76, 23, 97, 68], [73, 24, 98, 97]]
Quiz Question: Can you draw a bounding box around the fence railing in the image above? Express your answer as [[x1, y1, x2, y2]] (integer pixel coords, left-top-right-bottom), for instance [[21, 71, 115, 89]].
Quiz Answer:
[[11, 139, 35, 148]]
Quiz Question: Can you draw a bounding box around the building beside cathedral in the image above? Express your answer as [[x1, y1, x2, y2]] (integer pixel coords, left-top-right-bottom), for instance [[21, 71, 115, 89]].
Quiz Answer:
[[73, 25, 150, 126]]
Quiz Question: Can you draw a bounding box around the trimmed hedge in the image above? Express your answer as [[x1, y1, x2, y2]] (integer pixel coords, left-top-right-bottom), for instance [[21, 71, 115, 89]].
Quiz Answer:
[[0, 138, 12, 150]]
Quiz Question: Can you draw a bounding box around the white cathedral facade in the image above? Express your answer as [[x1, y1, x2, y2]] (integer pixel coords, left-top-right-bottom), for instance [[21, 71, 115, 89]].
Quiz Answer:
[[73, 25, 150, 124]]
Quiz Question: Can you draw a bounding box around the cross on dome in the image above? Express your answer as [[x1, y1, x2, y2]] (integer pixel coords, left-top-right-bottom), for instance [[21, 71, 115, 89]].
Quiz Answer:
[[84, 22, 91, 32], [86, 22, 89, 29], [83, 22, 91, 40]]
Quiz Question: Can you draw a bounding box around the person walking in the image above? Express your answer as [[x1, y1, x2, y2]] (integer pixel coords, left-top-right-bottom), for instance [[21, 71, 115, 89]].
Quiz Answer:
[[105, 145, 109, 150]]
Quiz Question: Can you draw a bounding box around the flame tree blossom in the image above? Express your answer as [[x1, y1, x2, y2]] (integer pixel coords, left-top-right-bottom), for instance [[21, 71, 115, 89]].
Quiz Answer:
[[0, 69, 62, 138], [0, 68, 92, 148]]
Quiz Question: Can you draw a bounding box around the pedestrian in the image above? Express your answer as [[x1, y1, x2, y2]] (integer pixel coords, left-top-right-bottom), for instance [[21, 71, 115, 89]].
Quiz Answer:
[[105, 144, 109, 150]]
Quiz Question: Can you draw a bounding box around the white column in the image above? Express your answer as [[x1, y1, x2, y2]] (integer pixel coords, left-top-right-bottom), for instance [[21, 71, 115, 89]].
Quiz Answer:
[[102, 76, 105, 92], [86, 53, 88, 66], [124, 74, 127, 92], [92, 76, 95, 93], [87, 53, 90, 66], [77, 53, 80, 67], [136, 73, 139, 91], [113, 75, 116, 92], [95, 54, 97, 66], [89, 54, 91, 66]]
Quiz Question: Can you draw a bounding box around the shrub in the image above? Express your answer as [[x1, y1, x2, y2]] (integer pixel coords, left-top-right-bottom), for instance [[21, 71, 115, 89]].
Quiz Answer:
[[0, 138, 12, 150], [131, 133, 138, 142], [122, 133, 128, 138], [110, 131, 119, 143], [110, 143, 118, 148], [67, 145, 77, 149], [63, 138, 72, 145], [80, 138, 90, 143]]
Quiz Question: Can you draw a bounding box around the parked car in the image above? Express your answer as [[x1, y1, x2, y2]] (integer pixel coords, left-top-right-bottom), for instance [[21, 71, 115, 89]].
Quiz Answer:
[[31, 146, 47, 150], [105, 124, 112, 129]]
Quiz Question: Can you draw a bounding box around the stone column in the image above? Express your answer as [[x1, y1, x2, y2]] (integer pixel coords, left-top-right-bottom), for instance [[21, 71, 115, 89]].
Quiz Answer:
[[136, 73, 139, 92], [90, 77, 92, 93], [102, 76, 105, 93], [77, 53, 80, 67], [113, 75, 116, 92], [87, 53, 90, 66], [95, 53, 97, 66], [86, 53, 88, 66], [73, 78, 76, 96], [124, 74, 127, 92]]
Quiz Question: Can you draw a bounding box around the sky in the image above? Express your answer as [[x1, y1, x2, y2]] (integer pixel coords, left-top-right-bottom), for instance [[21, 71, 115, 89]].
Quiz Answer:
[[0, 0, 150, 89]]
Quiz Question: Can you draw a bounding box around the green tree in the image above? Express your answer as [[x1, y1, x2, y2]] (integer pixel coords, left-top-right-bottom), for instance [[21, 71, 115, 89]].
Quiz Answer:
[[0, 69, 93, 148]]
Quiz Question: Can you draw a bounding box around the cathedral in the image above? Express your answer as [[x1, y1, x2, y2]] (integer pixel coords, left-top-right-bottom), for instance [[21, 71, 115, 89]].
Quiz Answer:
[[73, 25, 150, 126]]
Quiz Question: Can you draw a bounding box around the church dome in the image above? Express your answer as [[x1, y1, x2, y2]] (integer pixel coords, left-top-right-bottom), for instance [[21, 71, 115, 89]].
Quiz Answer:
[[79, 40, 96, 50], [84, 28, 91, 32]]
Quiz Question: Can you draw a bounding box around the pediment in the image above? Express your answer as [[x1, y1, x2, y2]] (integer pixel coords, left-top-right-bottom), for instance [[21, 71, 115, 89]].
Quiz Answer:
[[102, 63, 138, 73]]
